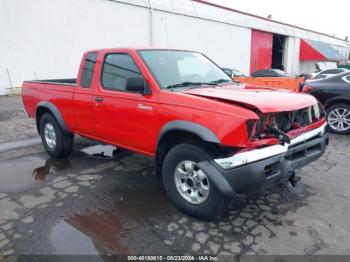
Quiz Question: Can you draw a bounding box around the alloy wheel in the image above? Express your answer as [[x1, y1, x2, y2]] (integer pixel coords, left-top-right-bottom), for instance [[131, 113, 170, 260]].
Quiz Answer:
[[174, 160, 210, 204], [44, 122, 57, 149], [328, 108, 350, 132]]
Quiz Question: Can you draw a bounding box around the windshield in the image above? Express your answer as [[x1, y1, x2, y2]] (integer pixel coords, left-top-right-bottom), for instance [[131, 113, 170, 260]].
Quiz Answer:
[[232, 69, 244, 77], [138, 50, 232, 89], [274, 69, 289, 77]]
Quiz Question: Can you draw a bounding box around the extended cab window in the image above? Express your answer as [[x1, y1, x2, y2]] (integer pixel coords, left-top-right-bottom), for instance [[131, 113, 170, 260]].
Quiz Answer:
[[101, 53, 141, 91], [80, 52, 97, 88]]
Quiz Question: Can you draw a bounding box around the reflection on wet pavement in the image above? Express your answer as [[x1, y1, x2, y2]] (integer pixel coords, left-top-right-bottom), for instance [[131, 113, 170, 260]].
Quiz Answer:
[[80, 145, 117, 159], [50, 220, 100, 255], [0, 155, 46, 192], [0, 135, 349, 257], [33, 158, 71, 182], [0, 140, 172, 256]]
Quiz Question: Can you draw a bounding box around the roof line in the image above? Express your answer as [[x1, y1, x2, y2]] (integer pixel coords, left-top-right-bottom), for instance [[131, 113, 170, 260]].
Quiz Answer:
[[193, 0, 347, 42]]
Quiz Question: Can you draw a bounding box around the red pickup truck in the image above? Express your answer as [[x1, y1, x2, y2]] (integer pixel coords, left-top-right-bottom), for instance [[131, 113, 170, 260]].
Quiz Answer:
[[22, 48, 329, 220]]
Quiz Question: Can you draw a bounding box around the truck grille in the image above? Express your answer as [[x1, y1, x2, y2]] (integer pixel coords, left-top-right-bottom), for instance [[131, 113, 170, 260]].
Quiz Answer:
[[255, 102, 325, 139]]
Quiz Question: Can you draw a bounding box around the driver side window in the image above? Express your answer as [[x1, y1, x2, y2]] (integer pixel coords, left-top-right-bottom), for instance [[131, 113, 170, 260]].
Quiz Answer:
[[101, 53, 141, 92]]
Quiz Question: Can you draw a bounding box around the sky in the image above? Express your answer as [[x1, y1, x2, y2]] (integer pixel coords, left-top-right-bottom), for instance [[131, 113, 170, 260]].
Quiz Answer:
[[207, 0, 349, 40]]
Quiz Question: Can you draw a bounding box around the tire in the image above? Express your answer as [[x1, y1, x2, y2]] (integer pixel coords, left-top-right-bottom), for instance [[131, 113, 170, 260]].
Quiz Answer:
[[162, 143, 227, 220], [39, 113, 73, 158], [326, 103, 350, 134]]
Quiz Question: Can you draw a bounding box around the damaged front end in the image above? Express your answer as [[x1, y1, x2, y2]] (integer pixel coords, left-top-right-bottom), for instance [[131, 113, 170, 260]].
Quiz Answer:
[[212, 102, 328, 172], [197, 104, 329, 198], [248, 102, 326, 147]]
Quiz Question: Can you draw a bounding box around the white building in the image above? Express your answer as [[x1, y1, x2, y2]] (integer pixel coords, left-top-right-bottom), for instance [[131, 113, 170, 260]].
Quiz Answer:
[[0, 0, 349, 95]]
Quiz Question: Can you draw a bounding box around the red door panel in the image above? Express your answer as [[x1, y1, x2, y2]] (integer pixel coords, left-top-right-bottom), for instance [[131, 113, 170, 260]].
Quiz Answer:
[[73, 89, 96, 135], [94, 91, 157, 154], [250, 30, 273, 74], [93, 51, 158, 155]]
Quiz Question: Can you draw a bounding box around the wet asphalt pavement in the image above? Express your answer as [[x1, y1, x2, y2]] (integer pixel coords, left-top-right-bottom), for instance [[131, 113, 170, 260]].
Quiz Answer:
[[0, 96, 350, 259]]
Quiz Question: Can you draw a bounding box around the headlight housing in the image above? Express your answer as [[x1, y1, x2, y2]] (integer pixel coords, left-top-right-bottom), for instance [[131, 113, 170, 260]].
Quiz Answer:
[[246, 119, 258, 139]]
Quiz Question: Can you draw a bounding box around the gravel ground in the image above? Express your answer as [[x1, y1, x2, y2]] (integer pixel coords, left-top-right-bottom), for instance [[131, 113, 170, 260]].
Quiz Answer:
[[0, 95, 349, 261], [0, 96, 37, 143]]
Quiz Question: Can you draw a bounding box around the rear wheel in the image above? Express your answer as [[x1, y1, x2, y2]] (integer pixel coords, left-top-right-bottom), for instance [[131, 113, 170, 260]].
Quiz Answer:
[[162, 143, 227, 220], [326, 104, 350, 134], [39, 113, 73, 158]]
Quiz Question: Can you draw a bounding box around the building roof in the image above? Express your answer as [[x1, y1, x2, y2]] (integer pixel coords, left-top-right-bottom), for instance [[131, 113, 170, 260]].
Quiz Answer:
[[193, 0, 347, 42]]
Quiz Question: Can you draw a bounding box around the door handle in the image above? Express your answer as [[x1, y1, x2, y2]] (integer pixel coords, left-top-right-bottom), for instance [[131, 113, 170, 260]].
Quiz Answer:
[[95, 97, 103, 102]]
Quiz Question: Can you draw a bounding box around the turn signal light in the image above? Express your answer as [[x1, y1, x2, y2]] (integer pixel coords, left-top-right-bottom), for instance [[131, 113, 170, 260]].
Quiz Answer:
[[302, 85, 313, 93]]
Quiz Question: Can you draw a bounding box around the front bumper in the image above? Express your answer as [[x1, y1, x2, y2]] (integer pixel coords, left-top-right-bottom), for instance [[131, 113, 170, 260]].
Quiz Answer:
[[197, 123, 329, 198]]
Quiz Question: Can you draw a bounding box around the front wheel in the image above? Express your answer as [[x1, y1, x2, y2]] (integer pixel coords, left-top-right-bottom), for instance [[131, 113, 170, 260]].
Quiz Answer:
[[162, 143, 227, 220], [326, 104, 350, 134], [39, 113, 73, 158]]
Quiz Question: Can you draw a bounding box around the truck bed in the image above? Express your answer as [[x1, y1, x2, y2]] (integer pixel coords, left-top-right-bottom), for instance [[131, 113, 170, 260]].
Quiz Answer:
[[22, 78, 76, 127], [25, 78, 76, 86]]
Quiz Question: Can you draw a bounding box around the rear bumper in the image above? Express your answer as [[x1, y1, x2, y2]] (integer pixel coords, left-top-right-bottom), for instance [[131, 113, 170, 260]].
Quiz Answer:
[[197, 123, 329, 198]]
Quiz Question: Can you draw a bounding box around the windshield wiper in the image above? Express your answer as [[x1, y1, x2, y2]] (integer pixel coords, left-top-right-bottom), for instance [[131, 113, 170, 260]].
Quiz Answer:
[[210, 79, 241, 84], [165, 82, 203, 89], [165, 81, 218, 89], [209, 79, 231, 84]]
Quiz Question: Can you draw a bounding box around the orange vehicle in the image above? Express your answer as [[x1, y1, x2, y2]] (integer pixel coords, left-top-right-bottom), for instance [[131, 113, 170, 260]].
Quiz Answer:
[[234, 76, 305, 92]]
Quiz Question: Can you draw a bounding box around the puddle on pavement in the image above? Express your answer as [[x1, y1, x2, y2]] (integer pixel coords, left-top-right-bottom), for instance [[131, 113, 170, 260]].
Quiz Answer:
[[0, 153, 73, 192], [80, 145, 117, 159], [51, 213, 130, 255], [0, 155, 46, 192], [46, 161, 170, 255], [32, 158, 72, 181], [50, 220, 101, 255], [0, 143, 118, 193]]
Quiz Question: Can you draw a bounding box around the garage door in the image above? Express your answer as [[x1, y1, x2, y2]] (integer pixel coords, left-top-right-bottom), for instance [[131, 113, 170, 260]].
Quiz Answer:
[[250, 30, 273, 74]]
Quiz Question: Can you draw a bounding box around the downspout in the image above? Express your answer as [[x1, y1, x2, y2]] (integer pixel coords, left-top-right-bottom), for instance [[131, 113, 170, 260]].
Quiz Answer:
[[146, 0, 154, 46]]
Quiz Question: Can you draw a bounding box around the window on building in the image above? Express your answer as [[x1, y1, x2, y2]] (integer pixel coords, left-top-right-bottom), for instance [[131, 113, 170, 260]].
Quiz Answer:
[[101, 53, 141, 92], [80, 52, 97, 88]]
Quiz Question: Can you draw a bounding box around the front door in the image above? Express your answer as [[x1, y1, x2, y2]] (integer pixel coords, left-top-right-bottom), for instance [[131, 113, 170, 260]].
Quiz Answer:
[[94, 52, 157, 154]]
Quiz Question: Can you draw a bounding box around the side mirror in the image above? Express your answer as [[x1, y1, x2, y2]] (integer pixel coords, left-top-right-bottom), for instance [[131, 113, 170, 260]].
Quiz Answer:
[[126, 77, 151, 95]]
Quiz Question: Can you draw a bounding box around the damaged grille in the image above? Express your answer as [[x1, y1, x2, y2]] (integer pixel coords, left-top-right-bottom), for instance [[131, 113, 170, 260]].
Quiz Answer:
[[254, 102, 325, 140]]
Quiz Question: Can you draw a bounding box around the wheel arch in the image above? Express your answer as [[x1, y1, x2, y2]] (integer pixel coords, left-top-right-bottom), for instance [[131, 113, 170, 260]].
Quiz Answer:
[[157, 121, 220, 145], [36, 101, 70, 134], [155, 121, 221, 177], [325, 97, 350, 110]]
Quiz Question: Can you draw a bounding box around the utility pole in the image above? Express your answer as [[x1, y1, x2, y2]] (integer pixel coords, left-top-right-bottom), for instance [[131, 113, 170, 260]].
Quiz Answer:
[[147, 0, 154, 46]]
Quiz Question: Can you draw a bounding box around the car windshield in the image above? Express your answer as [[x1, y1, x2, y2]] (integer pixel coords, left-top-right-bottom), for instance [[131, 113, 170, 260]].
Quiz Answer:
[[138, 50, 232, 89], [232, 69, 244, 76], [274, 69, 289, 76]]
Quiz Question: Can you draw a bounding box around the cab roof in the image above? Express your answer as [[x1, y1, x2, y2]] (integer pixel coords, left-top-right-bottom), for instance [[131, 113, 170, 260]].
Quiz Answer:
[[85, 47, 199, 54]]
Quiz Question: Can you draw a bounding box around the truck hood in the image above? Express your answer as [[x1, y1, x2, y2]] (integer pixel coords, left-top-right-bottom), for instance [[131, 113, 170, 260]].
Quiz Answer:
[[182, 84, 317, 113]]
